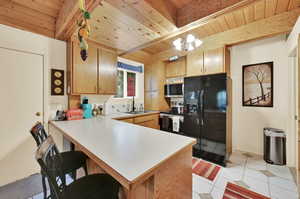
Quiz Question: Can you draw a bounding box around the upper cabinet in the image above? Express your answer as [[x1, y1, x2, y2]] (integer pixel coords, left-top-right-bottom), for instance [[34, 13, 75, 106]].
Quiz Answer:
[[72, 42, 98, 94], [186, 50, 204, 77], [203, 48, 225, 75], [165, 57, 186, 78], [186, 47, 230, 77], [98, 48, 117, 95], [68, 39, 118, 95], [144, 61, 169, 111]]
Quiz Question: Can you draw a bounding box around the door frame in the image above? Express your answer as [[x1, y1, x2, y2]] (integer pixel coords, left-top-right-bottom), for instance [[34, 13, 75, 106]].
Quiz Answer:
[[0, 46, 46, 124]]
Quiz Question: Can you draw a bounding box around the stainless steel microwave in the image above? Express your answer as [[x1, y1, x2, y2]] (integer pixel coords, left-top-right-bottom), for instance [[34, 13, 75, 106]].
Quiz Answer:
[[164, 83, 183, 97]]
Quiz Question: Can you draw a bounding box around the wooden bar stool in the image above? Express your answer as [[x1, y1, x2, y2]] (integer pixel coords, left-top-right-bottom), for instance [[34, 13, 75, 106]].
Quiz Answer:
[[36, 136, 120, 199], [30, 122, 88, 199]]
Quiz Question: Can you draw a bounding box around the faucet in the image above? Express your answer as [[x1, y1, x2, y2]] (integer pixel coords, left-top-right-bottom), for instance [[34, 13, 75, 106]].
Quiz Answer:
[[132, 96, 135, 112]]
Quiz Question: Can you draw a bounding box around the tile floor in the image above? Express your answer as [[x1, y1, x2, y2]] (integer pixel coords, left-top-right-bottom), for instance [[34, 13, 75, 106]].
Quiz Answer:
[[193, 151, 299, 199], [1, 151, 298, 199]]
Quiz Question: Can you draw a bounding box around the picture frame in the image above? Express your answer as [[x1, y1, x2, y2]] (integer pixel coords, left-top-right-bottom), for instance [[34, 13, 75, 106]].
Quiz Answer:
[[242, 62, 273, 107], [51, 69, 65, 96]]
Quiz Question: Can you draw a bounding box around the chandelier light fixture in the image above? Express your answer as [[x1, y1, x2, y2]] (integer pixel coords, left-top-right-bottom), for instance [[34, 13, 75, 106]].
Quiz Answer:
[[173, 34, 203, 51]]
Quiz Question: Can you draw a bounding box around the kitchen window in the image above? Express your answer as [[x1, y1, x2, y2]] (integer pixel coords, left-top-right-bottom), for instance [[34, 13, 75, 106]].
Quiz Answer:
[[115, 69, 137, 98]]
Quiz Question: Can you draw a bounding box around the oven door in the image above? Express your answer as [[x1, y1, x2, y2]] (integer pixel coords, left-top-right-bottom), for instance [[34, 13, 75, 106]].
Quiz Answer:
[[164, 84, 183, 97]]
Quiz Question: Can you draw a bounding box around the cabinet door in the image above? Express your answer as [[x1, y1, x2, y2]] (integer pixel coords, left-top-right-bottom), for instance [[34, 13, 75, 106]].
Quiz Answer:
[[144, 63, 152, 92], [151, 61, 165, 91], [203, 48, 224, 75], [186, 50, 204, 77], [72, 42, 98, 94], [165, 57, 186, 78], [137, 120, 160, 129], [98, 48, 117, 94], [144, 91, 153, 111]]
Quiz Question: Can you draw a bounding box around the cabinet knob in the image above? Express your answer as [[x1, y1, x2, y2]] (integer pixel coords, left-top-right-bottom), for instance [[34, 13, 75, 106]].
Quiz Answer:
[[36, 112, 41, 117]]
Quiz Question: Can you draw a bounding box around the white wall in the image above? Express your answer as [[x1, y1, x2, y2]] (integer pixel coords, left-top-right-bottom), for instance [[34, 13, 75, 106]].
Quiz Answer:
[[231, 35, 295, 166], [0, 24, 67, 185]]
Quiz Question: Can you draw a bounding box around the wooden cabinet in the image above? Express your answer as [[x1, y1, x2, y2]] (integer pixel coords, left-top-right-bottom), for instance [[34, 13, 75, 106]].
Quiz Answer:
[[138, 120, 159, 129], [144, 61, 169, 111], [186, 47, 230, 77], [116, 113, 160, 129], [98, 48, 117, 94], [119, 118, 134, 124], [72, 42, 98, 94], [144, 62, 152, 92], [68, 39, 117, 95], [203, 48, 224, 75], [165, 57, 186, 78], [186, 50, 204, 77]]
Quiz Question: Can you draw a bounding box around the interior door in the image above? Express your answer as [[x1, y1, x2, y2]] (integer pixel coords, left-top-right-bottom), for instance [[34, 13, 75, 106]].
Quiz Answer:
[[0, 47, 43, 186]]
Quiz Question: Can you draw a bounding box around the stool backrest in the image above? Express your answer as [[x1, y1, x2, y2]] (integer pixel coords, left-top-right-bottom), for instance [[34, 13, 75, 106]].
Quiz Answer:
[[35, 136, 65, 199], [30, 122, 48, 146]]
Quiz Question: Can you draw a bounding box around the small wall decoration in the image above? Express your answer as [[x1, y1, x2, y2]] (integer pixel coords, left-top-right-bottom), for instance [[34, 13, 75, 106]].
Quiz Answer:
[[77, 0, 91, 61], [51, 69, 64, 96], [242, 62, 273, 107]]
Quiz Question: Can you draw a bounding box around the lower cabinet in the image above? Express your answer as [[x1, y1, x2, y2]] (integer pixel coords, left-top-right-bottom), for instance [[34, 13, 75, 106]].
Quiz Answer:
[[136, 120, 159, 129], [116, 113, 160, 129]]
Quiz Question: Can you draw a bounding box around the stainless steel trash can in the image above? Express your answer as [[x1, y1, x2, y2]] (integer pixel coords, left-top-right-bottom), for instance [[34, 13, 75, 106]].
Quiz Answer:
[[263, 128, 286, 165]]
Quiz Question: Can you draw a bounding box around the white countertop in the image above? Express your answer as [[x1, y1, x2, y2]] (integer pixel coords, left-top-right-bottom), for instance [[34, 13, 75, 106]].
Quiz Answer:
[[51, 116, 195, 182]]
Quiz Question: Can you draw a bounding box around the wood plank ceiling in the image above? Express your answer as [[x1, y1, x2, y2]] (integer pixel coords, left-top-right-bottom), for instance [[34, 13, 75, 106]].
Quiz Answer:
[[141, 0, 300, 55], [0, 0, 64, 38], [88, 0, 256, 52], [0, 0, 299, 60]]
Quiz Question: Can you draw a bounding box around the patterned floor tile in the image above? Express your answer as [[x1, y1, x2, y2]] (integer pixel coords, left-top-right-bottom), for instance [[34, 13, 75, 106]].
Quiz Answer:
[[210, 187, 225, 199], [199, 193, 213, 199], [242, 152, 254, 158], [244, 168, 269, 183], [259, 170, 276, 177], [243, 175, 270, 197], [193, 174, 213, 194], [233, 180, 250, 189]]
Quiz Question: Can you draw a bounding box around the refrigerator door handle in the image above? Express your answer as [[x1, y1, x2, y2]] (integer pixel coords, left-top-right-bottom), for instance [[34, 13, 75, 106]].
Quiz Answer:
[[200, 89, 205, 126]]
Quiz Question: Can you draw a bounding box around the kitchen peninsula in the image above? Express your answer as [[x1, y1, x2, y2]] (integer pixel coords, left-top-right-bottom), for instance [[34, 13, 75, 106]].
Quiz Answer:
[[50, 115, 196, 199]]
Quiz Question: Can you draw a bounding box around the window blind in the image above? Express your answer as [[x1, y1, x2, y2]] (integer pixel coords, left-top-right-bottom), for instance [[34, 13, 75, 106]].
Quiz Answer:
[[117, 62, 143, 73]]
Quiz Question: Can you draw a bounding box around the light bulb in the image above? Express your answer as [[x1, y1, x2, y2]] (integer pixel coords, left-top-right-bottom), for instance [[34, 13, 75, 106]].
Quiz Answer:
[[195, 39, 203, 47], [173, 38, 182, 47], [175, 45, 182, 51], [186, 34, 195, 43], [188, 43, 194, 51]]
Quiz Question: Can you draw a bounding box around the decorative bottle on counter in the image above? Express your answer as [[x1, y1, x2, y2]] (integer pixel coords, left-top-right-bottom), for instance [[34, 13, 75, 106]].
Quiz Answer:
[[92, 104, 99, 117]]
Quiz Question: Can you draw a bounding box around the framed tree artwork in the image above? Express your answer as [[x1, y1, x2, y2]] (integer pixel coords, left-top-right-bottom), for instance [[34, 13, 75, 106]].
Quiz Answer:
[[242, 62, 273, 107]]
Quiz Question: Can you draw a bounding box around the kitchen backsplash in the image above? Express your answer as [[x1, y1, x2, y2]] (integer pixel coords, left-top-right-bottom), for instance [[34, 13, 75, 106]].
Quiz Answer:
[[80, 95, 144, 115]]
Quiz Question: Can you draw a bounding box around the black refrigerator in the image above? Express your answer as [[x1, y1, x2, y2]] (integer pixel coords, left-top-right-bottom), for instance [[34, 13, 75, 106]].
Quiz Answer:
[[183, 73, 228, 166]]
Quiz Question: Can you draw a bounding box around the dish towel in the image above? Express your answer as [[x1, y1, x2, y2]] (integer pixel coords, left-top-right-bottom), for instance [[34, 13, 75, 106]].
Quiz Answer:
[[172, 116, 180, 132]]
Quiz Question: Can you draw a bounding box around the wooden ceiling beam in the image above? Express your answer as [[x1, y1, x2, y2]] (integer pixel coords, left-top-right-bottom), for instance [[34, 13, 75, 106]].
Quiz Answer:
[[55, 0, 102, 40], [119, 0, 257, 56], [177, 0, 249, 27], [152, 8, 300, 61], [144, 0, 177, 26]]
